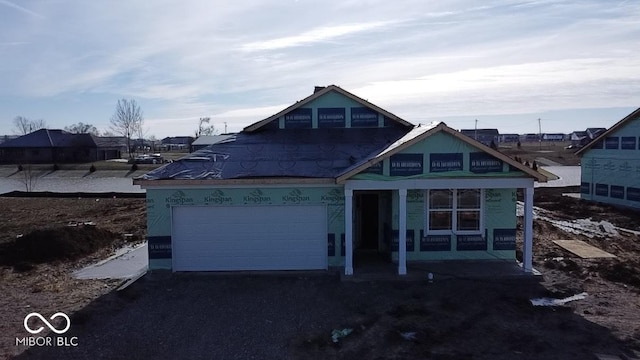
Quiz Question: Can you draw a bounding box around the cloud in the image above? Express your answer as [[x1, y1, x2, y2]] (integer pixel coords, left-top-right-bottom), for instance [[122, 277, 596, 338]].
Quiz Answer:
[[0, 41, 28, 46], [0, 0, 43, 18], [239, 20, 399, 51], [352, 57, 640, 119], [1, 0, 639, 138], [145, 103, 287, 136]]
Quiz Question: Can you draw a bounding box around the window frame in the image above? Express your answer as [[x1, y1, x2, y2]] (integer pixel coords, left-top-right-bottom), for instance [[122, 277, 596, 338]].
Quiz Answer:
[[425, 188, 484, 236]]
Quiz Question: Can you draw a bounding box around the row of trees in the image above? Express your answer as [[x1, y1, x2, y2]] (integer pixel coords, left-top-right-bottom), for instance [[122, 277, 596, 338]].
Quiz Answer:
[[12, 99, 219, 158], [13, 117, 108, 136]]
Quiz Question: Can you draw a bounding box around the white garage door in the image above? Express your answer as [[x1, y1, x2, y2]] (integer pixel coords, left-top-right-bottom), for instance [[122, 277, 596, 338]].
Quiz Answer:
[[171, 205, 327, 271]]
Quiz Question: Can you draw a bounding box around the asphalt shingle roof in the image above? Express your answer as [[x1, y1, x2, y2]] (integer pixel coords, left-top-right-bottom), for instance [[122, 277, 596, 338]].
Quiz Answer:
[[141, 127, 409, 180], [0, 129, 97, 148]]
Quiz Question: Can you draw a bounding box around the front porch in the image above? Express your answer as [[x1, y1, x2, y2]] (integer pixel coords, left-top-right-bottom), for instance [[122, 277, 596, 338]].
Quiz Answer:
[[343, 177, 536, 277]]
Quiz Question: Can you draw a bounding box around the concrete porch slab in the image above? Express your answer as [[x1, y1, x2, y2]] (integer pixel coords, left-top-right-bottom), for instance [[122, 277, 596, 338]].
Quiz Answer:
[[341, 260, 542, 282]]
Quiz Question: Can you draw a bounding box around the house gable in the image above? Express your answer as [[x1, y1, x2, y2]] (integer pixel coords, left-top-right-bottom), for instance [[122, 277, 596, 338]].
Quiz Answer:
[[577, 109, 640, 157], [579, 109, 640, 208], [338, 123, 546, 182], [571, 108, 640, 156], [244, 85, 412, 132], [348, 131, 528, 180]]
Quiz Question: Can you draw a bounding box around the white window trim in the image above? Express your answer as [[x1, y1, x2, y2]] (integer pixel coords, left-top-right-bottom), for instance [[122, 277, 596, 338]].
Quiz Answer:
[[424, 189, 485, 236]]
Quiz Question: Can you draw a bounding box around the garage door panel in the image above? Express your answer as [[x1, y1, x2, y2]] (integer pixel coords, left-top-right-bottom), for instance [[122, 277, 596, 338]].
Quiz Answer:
[[172, 205, 327, 271], [176, 254, 327, 271]]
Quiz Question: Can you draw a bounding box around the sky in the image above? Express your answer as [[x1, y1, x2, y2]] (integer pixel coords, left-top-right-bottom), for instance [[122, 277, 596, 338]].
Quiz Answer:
[[1, 0, 639, 138]]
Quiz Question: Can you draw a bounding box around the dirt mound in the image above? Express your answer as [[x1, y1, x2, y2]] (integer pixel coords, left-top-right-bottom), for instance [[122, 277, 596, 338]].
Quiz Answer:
[[0, 225, 120, 266]]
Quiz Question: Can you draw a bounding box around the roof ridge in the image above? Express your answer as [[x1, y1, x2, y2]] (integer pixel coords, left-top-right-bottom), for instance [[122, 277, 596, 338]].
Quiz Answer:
[[45, 129, 54, 147]]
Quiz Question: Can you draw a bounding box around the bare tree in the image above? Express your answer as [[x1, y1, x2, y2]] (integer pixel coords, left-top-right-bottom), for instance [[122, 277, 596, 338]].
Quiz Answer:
[[109, 99, 144, 158], [65, 122, 99, 135], [148, 134, 157, 152], [19, 164, 38, 192], [136, 122, 149, 153], [14, 116, 47, 135], [32, 119, 47, 131], [195, 117, 216, 137], [14, 116, 30, 134]]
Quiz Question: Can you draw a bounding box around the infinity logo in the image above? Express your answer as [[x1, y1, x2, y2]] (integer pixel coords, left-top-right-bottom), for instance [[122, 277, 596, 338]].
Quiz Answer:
[[24, 312, 71, 335]]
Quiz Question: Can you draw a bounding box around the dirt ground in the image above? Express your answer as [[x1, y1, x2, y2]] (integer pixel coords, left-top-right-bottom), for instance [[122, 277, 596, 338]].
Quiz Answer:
[[0, 196, 146, 359], [0, 190, 639, 359]]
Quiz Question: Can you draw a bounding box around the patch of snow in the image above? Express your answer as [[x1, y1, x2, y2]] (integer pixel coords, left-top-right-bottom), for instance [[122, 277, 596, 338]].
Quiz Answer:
[[401, 332, 417, 341], [517, 202, 620, 238], [530, 292, 588, 306], [616, 227, 640, 236]]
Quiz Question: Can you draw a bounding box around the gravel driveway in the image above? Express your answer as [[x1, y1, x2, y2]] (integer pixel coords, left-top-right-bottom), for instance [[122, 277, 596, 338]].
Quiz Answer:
[[11, 271, 635, 359], [13, 272, 355, 360]]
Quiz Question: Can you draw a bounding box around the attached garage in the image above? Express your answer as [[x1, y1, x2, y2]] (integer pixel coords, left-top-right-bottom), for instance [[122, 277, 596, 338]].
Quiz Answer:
[[171, 205, 328, 271]]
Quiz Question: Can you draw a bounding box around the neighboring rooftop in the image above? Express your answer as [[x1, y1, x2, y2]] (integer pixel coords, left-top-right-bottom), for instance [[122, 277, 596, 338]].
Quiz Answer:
[[191, 135, 235, 147], [0, 129, 127, 149], [0, 129, 95, 148], [0, 135, 19, 144], [460, 129, 499, 137]]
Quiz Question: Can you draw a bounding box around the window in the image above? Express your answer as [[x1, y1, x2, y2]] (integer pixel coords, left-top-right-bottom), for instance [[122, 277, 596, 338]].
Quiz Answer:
[[426, 189, 482, 234], [457, 189, 481, 231], [428, 190, 452, 230]]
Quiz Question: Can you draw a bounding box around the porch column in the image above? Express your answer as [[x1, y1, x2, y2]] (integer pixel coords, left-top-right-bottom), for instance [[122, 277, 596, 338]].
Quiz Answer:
[[344, 189, 354, 276], [398, 188, 407, 275], [523, 186, 534, 273]]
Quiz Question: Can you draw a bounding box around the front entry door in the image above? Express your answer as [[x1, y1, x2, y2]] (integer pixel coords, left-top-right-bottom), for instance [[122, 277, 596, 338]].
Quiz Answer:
[[358, 193, 379, 250]]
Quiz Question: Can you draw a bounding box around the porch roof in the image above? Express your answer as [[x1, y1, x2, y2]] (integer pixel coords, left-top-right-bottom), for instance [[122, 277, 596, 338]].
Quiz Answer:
[[337, 122, 548, 183]]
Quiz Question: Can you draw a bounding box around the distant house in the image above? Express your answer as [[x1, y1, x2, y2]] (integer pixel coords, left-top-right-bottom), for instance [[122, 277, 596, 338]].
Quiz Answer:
[[460, 129, 499, 146], [93, 136, 128, 159], [570, 128, 607, 148], [586, 128, 606, 140], [132, 138, 154, 153], [0, 129, 125, 164], [159, 136, 194, 151], [0, 135, 19, 145], [499, 134, 519, 143], [570, 131, 589, 147], [576, 108, 640, 209], [542, 133, 566, 141], [190, 135, 234, 152], [521, 133, 540, 142]]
